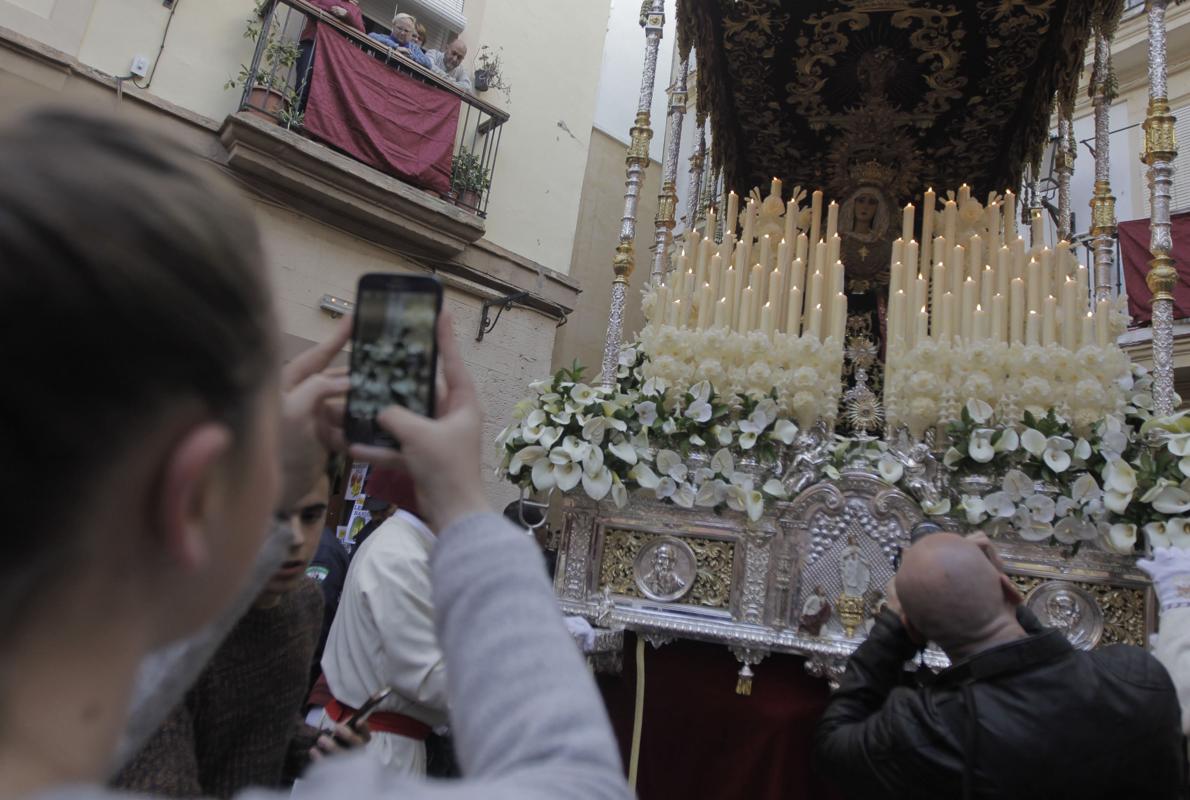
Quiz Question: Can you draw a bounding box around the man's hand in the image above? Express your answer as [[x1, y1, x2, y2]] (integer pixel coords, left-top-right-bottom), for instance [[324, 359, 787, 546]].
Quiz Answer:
[[330, 4, 347, 16], [280, 318, 351, 507], [966, 530, 1006, 574], [883, 577, 902, 616], [309, 721, 370, 762], [350, 311, 490, 533]]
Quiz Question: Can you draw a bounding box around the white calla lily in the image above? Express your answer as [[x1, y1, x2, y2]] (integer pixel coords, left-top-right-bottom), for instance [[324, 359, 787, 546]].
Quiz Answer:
[[943, 447, 964, 467], [1150, 485, 1190, 515], [655, 477, 677, 499], [610, 475, 627, 508], [1102, 457, 1138, 494], [553, 460, 583, 491], [607, 437, 638, 465], [983, 491, 1017, 518], [581, 466, 613, 500], [711, 448, 734, 476], [1070, 473, 1101, 505], [696, 479, 728, 507], [994, 429, 1019, 453], [922, 497, 952, 516], [962, 495, 988, 525], [713, 424, 734, 445], [1168, 518, 1190, 548], [1180, 456, 1190, 479], [1104, 489, 1134, 514], [629, 463, 659, 489], [1073, 438, 1092, 461], [538, 426, 562, 449], [689, 380, 712, 404], [762, 478, 788, 499], [1002, 469, 1034, 502], [1025, 494, 1056, 523], [1042, 437, 1074, 473], [656, 449, 688, 481], [531, 458, 555, 491], [662, 417, 679, 434], [966, 398, 993, 424], [1145, 521, 1172, 549], [1016, 518, 1054, 541], [1020, 428, 1047, 457], [509, 446, 547, 476], [738, 431, 759, 450], [582, 416, 608, 445], [685, 398, 712, 423], [560, 435, 590, 464], [672, 483, 696, 508], [877, 456, 904, 484], [968, 429, 996, 463], [1053, 516, 1095, 545], [1167, 432, 1190, 457], [634, 401, 658, 428], [770, 419, 799, 445], [569, 383, 597, 405], [583, 446, 604, 475], [1104, 522, 1137, 553]]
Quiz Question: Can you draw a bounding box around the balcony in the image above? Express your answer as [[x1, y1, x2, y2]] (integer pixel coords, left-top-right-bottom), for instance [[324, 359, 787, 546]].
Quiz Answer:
[[227, 0, 508, 221]]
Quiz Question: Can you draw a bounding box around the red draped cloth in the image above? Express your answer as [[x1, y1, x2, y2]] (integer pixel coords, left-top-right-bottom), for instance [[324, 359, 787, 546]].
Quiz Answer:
[[305, 23, 459, 195], [1118, 212, 1190, 324], [597, 633, 844, 800]]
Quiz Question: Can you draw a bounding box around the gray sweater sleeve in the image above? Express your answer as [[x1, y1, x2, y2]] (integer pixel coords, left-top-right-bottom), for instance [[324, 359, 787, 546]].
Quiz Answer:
[[274, 512, 632, 800]]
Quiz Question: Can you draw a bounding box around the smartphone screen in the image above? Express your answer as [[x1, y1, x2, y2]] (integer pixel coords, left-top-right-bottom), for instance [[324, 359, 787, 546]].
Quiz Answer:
[[345, 273, 442, 447]]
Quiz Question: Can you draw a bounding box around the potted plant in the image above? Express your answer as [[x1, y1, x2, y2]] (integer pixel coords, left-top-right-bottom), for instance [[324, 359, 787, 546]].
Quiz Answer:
[[450, 151, 492, 211], [473, 45, 511, 100], [226, 1, 303, 122]]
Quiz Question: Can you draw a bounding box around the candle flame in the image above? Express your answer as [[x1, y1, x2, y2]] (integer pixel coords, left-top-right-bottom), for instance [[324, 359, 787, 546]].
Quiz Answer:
[[976, 304, 983, 312]]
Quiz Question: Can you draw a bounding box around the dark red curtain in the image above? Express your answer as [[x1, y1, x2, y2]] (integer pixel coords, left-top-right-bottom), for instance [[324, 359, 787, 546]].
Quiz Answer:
[[305, 23, 459, 195], [597, 633, 843, 800], [1118, 212, 1190, 324]]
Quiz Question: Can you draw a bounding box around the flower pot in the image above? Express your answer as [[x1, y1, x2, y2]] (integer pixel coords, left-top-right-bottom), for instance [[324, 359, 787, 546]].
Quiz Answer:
[[246, 86, 286, 121], [455, 188, 480, 212], [474, 68, 491, 92]]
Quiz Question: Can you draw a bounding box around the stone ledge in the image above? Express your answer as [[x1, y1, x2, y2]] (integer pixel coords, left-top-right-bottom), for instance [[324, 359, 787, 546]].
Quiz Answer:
[[218, 111, 484, 257]]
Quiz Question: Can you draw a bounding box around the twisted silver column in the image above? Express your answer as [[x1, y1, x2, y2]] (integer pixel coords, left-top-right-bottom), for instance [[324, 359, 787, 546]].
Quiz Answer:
[[1144, 0, 1179, 415], [600, 0, 665, 387], [651, 59, 690, 283], [687, 124, 707, 232], [1056, 110, 1074, 241], [1091, 31, 1118, 303]]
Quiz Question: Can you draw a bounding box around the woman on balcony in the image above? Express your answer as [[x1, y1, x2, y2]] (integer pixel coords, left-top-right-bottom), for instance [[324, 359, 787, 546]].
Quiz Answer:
[[369, 12, 433, 70]]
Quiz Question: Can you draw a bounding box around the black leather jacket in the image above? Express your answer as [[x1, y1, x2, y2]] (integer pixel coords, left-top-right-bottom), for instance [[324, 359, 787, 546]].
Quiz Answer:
[[815, 607, 1184, 799]]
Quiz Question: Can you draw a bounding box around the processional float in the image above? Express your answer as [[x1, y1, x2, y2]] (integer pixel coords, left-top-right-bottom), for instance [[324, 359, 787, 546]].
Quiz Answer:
[[498, 0, 1178, 689]]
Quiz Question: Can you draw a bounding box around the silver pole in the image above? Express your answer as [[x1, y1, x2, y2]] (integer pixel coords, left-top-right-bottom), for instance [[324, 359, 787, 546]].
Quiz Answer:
[[1090, 31, 1118, 304], [600, 0, 665, 387], [650, 59, 689, 283]]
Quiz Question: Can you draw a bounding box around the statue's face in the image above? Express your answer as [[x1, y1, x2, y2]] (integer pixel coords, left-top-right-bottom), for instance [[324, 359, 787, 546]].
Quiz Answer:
[[1048, 593, 1079, 626], [854, 193, 879, 223], [654, 546, 674, 572]]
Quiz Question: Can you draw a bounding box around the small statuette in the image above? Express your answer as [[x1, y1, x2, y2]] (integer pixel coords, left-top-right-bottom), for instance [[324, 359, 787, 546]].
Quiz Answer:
[[799, 585, 832, 636], [633, 537, 697, 602]]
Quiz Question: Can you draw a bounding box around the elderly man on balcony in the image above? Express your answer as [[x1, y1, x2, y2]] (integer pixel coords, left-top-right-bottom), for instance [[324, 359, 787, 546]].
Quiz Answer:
[[426, 39, 471, 92], [369, 12, 433, 70]]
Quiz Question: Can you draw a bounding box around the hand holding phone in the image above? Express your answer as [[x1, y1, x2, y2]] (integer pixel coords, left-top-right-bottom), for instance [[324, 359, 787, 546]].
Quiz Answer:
[[345, 273, 443, 448]]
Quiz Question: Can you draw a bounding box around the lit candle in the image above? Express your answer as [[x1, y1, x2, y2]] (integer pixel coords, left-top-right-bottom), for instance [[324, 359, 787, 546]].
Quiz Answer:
[[1095, 298, 1111, 346], [902, 203, 915, 244], [1040, 247, 1055, 301], [890, 289, 906, 348], [694, 235, 709, 292], [985, 200, 1001, 255], [949, 244, 965, 296], [997, 245, 1011, 299], [777, 237, 792, 280], [809, 190, 824, 245], [750, 263, 765, 321], [973, 304, 987, 341], [1011, 236, 1026, 283], [967, 234, 983, 283], [1031, 209, 1044, 249], [933, 235, 947, 271], [784, 199, 798, 244], [833, 292, 848, 345], [808, 303, 823, 341], [808, 269, 824, 315], [1026, 309, 1040, 346], [714, 296, 729, 329], [959, 183, 971, 205], [1010, 278, 1025, 344], [1076, 263, 1089, 302], [961, 277, 977, 341], [1056, 240, 1072, 282], [770, 176, 782, 199], [830, 258, 845, 295], [722, 267, 738, 327], [921, 187, 936, 275], [761, 301, 775, 338], [913, 275, 928, 340], [828, 234, 842, 269], [759, 234, 772, 273], [655, 282, 669, 324], [741, 199, 756, 265], [738, 287, 754, 333], [790, 256, 806, 296], [981, 264, 994, 313], [795, 232, 809, 264], [705, 208, 717, 240], [669, 297, 683, 328], [904, 241, 920, 292], [726, 191, 739, 236], [1026, 257, 1042, 317], [916, 305, 929, 346], [931, 261, 946, 335], [1061, 278, 1079, 350], [992, 293, 1007, 343], [1081, 311, 1094, 349], [890, 238, 905, 273], [1004, 189, 1017, 239], [890, 261, 905, 311], [943, 199, 957, 242], [718, 231, 736, 274], [1042, 295, 1057, 346], [708, 253, 724, 304], [768, 267, 784, 323], [940, 292, 956, 344], [785, 286, 803, 336], [814, 239, 828, 276], [826, 201, 839, 243], [695, 282, 710, 329]]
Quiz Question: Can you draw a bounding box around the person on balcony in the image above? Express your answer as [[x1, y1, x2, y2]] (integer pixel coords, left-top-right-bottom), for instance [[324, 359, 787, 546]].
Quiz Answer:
[[369, 13, 433, 70], [426, 39, 472, 92], [414, 22, 428, 49], [295, 0, 365, 109]]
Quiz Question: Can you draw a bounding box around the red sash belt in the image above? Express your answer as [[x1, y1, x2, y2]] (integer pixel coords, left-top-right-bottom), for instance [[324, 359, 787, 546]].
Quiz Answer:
[[325, 696, 432, 741]]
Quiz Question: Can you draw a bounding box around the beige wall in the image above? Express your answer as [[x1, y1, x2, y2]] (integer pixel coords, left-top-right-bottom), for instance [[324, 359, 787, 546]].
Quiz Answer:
[[553, 127, 661, 375], [460, 0, 613, 276], [0, 37, 559, 508]]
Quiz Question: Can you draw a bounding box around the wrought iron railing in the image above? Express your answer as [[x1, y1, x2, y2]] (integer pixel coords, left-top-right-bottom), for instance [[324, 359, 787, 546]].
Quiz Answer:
[[235, 0, 509, 216]]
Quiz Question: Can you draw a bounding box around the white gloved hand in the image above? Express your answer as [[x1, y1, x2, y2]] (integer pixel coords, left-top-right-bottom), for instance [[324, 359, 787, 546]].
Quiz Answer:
[[1138, 547, 1190, 612], [564, 615, 596, 652]]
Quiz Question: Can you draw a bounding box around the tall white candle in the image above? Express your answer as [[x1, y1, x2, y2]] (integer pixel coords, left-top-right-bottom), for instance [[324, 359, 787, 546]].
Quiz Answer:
[[809, 190, 823, 245], [808, 303, 823, 341], [920, 188, 936, 276], [814, 239, 828, 277], [1041, 247, 1055, 302], [726, 191, 739, 236], [708, 253, 724, 304], [1010, 278, 1025, 344], [961, 277, 977, 341], [758, 234, 772, 273], [997, 245, 1011, 300], [795, 232, 809, 264], [913, 275, 928, 340], [943, 199, 957, 242], [992, 293, 1007, 343], [697, 283, 713, 330], [902, 203, 915, 244], [890, 262, 905, 311], [1081, 311, 1094, 349], [714, 296, 729, 329], [832, 292, 847, 345], [722, 267, 738, 328], [826, 201, 839, 243], [784, 199, 798, 244], [967, 234, 983, 282], [669, 297, 683, 328], [1026, 309, 1040, 346], [785, 286, 803, 335], [738, 287, 754, 333], [941, 292, 956, 344], [1095, 298, 1111, 346], [1061, 277, 1079, 350], [790, 256, 806, 296], [768, 267, 785, 324], [959, 183, 971, 205], [931, 262, 946, 335], [973, 304, 987, 341], [1026, 258, 1041, 317], [1004, 189, 1017, 239], [904, 241, 920, 292], [1031, 209, 1044, 249], [760, 301, 775, 338], [916, 305, 929, 346], [1042, 296, 1057, 346], [890, 289, 906, 348], [828, 234, 841, 269], [980, 265, 994, 313], [949, 244, 965, 296]]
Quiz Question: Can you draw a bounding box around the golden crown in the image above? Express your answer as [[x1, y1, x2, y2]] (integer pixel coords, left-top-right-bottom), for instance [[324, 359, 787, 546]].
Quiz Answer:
[[849, 159, 897, 188]]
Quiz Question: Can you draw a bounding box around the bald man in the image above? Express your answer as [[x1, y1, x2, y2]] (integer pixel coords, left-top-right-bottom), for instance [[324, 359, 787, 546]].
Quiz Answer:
[[815, 532, 1184, 799]]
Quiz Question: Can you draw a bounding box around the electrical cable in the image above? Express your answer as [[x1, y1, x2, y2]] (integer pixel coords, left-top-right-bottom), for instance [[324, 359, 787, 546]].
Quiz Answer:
[[134, 0, 181, 90]]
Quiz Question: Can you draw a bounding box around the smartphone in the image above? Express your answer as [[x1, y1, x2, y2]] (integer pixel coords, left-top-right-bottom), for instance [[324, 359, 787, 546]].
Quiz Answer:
[[346, 686, 393, 730], [345, 273, 443, 447]]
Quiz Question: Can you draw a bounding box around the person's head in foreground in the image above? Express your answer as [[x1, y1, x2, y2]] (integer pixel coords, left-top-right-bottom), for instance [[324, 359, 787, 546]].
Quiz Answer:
[[391, 13, 417, 46], [894, 532, 1026, 659], [0, 107, 290, 793]]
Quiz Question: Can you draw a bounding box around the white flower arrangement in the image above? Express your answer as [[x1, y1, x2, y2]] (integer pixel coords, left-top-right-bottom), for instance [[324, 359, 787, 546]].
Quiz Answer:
[[885, 340, 1129, 438], [636, 323, 844, 429]]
